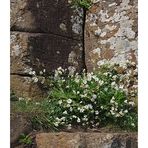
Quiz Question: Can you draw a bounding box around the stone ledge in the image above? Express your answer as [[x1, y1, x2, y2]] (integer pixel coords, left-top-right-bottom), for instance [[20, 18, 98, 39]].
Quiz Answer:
[[36, 132, 137, 148]]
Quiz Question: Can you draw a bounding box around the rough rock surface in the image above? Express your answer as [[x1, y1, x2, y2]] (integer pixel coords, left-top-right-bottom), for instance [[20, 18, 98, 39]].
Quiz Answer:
[[11, 113, 31, 144], [11, 32, 84, 74], [10, 0, 84, 99], [36, 132, 137, 148], [11, 75, 46, 100], [11, 0, 83, 40], [85, 0, 138, 71]]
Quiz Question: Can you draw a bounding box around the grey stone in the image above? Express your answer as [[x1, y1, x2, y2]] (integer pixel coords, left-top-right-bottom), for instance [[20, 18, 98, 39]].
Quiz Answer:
[[85, 0, 138, 72]]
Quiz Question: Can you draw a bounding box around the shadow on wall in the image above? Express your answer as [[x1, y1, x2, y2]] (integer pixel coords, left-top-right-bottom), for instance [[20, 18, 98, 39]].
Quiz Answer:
[[23, 0, 84, 74]]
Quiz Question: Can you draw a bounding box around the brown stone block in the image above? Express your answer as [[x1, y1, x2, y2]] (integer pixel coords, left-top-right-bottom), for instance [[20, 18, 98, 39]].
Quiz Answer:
[[36, 132, 138, 148], [10, 0, 83, 40], [11, 75, 46, 100], [11, 31, 84, 74]]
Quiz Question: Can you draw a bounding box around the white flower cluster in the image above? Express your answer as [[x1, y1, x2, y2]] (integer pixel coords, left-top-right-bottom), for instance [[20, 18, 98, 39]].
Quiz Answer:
[[109, 97, 128, 117], [26, 62, 137, 130], [26, 68, 46, 84]]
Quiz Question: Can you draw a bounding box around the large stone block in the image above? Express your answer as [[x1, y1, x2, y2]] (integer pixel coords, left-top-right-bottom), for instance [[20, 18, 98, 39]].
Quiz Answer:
[[85, 0, 138, 71], [36, 132, 137, 148], [11, 75, 46, 100], [11, 32, 84, 74], [11, 0, 83, 40]]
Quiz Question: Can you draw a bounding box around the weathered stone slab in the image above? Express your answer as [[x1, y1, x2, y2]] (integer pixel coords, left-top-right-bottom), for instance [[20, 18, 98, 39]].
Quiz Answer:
[[11, 0, 83, 40], [85, 0, 138, 71], [11, 113, 31, 144], [11, 32, 84, 74], [11, 75, 46, 100], [84, 133, 137, 148], [36, 132, 137, 148]]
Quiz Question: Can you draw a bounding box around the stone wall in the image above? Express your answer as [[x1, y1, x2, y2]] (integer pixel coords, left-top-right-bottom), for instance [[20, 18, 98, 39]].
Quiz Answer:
[[10, 0, 84, 99], [11, 0, 138, 99]]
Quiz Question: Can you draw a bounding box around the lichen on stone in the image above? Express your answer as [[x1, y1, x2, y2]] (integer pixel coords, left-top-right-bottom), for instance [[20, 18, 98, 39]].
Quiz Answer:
[[85, 0, 138, 71], [71, 8, 83, 34]]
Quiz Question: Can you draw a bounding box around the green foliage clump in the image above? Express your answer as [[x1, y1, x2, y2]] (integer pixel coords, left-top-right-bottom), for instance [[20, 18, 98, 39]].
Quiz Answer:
[[12, 63, 137, 131], [19, 134, 32, 145], [71, 0, 92, 9]]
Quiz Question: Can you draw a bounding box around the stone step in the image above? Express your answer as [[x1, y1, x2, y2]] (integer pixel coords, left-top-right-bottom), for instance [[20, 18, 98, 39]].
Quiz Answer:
[[36, 132, 137, 148]]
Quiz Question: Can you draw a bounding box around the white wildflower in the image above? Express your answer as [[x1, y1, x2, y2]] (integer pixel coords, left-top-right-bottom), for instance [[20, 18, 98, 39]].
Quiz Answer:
[[67, 104, 70, 107], [124, 110, 128, 113], [67, 99, 72, 104], [58, 100, 62, 105], [87, 73, 92, 81], [35, 102, 40, 105], [92, 94, 97, 99], [77, 118, 81, 123], [95, 111, 99, 115], [54, 122, 59, 127], [75, 78, 80, 83], [61, 117, 66, 121], [129, 101, 135, 106], [70, 107, 73, 111], [73, 90, 76, 94], [85, 104, 93, 109], [41, 77, 45, 84], [43, 69, 46, 73], [67, 124, 72, 130], [66, 85, 70, 88], [124, 100, 128, 103], [111, 82, 116, 86], [99, 80, 104, 85], [19, 97, 25, 101], [32, 77, 38, 83], [112, 75, 117, 80], [39, 71, 43, 75], [93, 75, 99, 81], [110, 110, 115, 115], [119, 111, 124, 116], [101, 106, 104, 109], [72, 115, 77, 118], [111, 107, 115, 111], [63, 111, 68, 114], [83, 79, 87, 84]]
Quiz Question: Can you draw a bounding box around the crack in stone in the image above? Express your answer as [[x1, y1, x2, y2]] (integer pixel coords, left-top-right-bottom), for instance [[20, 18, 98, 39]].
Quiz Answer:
[[81, 9, 87, 73], [10, 29, 82, 42], [11, 73, 33, 77]]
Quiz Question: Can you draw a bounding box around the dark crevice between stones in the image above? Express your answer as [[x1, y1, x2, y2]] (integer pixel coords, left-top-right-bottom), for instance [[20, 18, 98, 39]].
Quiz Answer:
[[81, 9, 87, 73], [10, 29, 81, 42], [11, 73, 33, 77]]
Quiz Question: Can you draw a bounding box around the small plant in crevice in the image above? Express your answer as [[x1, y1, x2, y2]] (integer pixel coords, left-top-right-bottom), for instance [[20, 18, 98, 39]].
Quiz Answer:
[[69, 0, 92, 9], [18, 133, 32, 146]]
